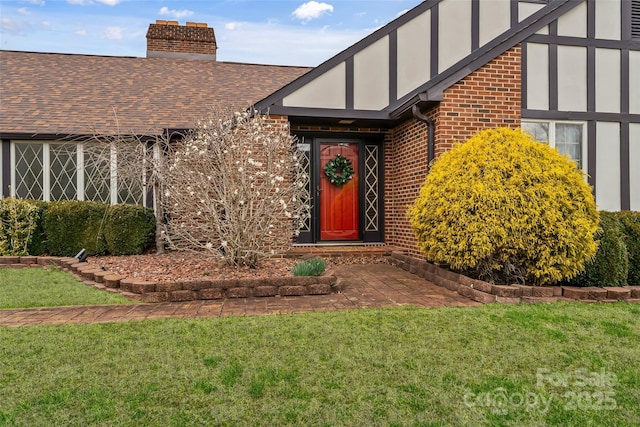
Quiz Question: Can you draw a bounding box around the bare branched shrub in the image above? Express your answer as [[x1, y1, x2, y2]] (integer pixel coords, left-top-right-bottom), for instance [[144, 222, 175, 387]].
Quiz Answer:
[[164, 110, 307, 267], [75, 129, 183, 254]]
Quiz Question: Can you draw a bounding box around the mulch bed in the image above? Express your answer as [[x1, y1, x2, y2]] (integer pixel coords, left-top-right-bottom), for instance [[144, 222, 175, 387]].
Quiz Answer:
[[88, 252, 390, 282]]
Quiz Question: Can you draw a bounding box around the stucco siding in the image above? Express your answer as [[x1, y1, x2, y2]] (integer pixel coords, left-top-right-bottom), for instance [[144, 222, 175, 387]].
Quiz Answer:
[[354, 36, 389, 110], [595, 122, 621, 211], [397, 11, 430, 99], [283, 63, 346, 109]]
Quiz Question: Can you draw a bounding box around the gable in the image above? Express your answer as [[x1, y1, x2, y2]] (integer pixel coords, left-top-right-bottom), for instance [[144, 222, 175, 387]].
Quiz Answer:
[[256, 0, 582, 123]]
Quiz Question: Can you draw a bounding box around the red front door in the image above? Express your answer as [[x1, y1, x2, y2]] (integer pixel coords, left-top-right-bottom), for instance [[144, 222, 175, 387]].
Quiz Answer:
[[320, 143, 359, 240]]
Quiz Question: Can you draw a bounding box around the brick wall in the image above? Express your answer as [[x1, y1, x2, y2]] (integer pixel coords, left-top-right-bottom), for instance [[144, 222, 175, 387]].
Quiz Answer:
[[431, 45, 522, 157], [146, 21, 217, 57], [385, 45, 522, 256]]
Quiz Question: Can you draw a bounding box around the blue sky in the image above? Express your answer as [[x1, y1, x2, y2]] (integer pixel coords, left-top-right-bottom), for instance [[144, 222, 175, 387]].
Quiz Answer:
[[0, 0, 422, 66]]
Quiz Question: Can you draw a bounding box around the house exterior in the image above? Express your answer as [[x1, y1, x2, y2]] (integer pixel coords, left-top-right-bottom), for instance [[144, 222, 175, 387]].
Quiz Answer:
[[1, 1, 639, 258], [253, 0, 640, 256], [0, 21, 310, 206]]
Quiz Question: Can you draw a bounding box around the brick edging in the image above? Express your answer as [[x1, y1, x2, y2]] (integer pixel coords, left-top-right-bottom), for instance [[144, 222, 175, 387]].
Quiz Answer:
[[0, 256, 336, 302], [389, 252, 640, 304]]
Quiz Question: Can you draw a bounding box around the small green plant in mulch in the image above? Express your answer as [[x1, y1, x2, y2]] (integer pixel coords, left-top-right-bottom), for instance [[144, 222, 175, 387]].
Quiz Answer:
[[290, 257, 327, 277]]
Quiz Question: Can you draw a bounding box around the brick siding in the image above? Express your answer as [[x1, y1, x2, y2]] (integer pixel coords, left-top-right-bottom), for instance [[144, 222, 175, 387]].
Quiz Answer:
[[146, 21, 217, 56], [385, 45, 522, 256]]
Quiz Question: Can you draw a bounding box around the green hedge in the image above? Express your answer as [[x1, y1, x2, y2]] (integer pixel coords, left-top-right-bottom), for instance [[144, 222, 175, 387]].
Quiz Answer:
[[44, 201, 109, 257], [567, 211, 629, 287], [26, 200, 49, 255], [615, 211, 640, 285], [104, 204, 155, 255], [0, 198, 39, 256]]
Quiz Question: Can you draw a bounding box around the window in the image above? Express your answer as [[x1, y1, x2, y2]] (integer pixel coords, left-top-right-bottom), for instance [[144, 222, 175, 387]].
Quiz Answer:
[[522, 121, 585, 169], [10, 141, 144, 204]]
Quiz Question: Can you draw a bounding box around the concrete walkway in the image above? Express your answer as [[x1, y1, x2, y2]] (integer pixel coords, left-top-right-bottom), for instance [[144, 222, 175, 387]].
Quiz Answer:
[[0, 264, 480, 327]]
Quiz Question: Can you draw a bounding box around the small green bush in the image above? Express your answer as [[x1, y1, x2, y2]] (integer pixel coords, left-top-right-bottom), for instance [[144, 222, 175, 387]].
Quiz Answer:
[[0, 198, 39, 256], [568, 211, 629, 287], [44, 200, 108, 256], [408, 128, 599, 285], [26, 200, 49, 255], [291, 257, 327, 277], [104, 204, 155, 255], [615, 211, 640, 285]]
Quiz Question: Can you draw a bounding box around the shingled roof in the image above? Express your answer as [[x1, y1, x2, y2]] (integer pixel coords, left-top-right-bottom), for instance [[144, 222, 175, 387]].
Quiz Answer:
[[0, 50, 310, 137]]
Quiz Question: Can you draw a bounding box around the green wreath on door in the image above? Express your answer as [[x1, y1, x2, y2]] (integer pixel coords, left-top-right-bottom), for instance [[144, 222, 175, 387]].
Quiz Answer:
[[324, 154, 354, 186]]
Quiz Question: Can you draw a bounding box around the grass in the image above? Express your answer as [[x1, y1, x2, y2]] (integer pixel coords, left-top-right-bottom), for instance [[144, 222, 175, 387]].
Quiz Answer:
[[1, 302, 639, 426], [0, 267, 134, 308]]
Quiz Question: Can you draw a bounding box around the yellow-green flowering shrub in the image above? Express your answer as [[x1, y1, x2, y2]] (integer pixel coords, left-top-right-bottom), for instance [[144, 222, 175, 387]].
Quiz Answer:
[[408, 128, 599, 285], [0, 198, 39, 256]]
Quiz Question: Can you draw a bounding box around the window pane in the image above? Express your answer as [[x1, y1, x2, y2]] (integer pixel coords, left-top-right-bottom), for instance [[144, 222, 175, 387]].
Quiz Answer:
[[84, 144, 111, 203], [556, 123, 582, 167], [522, 122, 549, 144], [50, 144, 77, 201], [14, 143, 43, 200]]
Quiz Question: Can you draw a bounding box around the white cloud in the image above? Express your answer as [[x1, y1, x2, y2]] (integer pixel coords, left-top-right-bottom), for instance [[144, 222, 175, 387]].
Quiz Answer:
[[292, 1, 333, 21], [225, 22, 243, 31], [0, 17, 29, 34], [22, 0, 44, 5], [17, 7, 31, 15], [76, 28, 88, 36], [159, 6, 193, 19], [96, 0, 121, 5], [216, 21, 368, 66], [67, 0, 91, 5], [103, 26, 123, 40]]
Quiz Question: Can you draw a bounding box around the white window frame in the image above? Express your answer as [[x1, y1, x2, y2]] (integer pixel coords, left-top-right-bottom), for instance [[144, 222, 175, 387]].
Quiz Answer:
[[9, 140, 146, 205], [521, 120, 587, 171]]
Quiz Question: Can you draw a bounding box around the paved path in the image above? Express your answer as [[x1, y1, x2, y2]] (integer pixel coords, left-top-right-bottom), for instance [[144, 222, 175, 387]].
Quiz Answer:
[[0, 264, 479, 327]]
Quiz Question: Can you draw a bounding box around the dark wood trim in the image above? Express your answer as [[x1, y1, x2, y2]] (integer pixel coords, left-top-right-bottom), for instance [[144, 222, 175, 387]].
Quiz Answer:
[[471, 0, 480, 51], [622, 0, 632, 41], [587, 0, 595, 39], [526, 33, 640, 49], [586, 45, 595, 112], [346, 57, 354, 110], [621, 122, 631, 210], [587, 120, 596, 191], [548, 29, 559, 111], [522, 42, 528, 110], [511, 0, 519, 27], [2, 140, 10, 198], [522, 109, 640, 122], [430, 2, 439, 78], [621, 49, 630, 114], [389, 29, 398, 104]]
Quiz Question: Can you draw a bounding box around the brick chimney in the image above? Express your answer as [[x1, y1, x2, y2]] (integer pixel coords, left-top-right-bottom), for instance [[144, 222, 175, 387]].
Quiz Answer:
[[146, 20, 217, 60]]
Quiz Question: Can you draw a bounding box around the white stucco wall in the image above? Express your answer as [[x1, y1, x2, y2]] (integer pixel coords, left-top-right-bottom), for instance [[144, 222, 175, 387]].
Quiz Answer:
[[438, 0, 471, 72], [397, 11, 430, 99], [283, 63, 346, 109], [557, 45, 587, 112], [354, 36, 389, 110], [595, 121, 621, 211], [526, 43, 549, 110], [595, 48, 621, 113]]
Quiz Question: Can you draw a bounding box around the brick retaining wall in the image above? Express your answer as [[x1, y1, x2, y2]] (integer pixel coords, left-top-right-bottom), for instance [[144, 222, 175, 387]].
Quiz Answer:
[[389, 252, 640, 304], [0, 256, 336, 302]]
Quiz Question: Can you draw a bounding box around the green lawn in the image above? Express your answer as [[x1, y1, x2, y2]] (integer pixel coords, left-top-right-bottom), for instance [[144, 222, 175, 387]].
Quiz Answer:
[[1, 303, 639, 426], [0, 268, 134, 308]]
